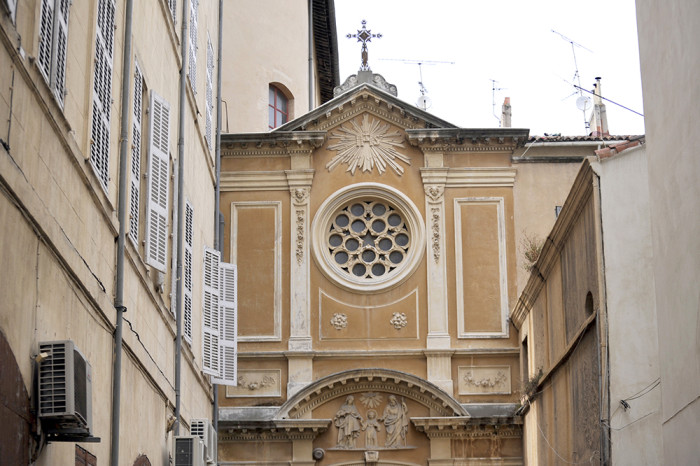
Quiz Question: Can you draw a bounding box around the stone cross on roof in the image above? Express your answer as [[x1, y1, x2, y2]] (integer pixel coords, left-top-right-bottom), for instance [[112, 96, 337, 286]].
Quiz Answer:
[[347, 20, 382, 71]]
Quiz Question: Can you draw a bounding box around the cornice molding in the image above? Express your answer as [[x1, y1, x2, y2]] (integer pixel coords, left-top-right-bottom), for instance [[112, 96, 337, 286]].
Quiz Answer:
[[407, 128, 529, 152]]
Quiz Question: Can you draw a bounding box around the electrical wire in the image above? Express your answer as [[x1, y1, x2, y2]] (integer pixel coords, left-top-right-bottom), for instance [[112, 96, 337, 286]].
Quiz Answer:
[[623, 378, 660, 402], [531, 400, 600, 464]]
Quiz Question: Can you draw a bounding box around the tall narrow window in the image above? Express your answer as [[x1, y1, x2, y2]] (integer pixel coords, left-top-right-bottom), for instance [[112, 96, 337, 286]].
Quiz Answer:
[[144, 91, 171, 273], [205, 36, 214, 150], [38, 0, 70, 106], [188, 0, 198, 94], [268, 85, 289, 129], [129, 61, 144, 247], [89, 0, 115, 192]]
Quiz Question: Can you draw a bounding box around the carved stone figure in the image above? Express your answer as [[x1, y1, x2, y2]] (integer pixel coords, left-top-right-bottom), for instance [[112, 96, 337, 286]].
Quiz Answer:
[[334, 395, 363, 449], [362, 409, 381, 447], [382, 395, 409, 448]]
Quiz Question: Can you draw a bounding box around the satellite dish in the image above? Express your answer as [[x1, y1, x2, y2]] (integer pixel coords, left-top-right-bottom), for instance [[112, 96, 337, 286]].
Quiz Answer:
[[416, 95, 432, 110], [576, 95, 591, 111]]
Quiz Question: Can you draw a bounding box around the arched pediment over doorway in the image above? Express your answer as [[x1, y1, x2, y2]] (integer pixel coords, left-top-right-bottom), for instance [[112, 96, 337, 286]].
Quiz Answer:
[[276, 368, 468, 420]]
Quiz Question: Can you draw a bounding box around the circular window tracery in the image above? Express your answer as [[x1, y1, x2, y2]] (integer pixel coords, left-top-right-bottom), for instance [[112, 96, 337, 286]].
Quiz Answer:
[[327, 200, 410, 280], [312, 183, 425, 293]]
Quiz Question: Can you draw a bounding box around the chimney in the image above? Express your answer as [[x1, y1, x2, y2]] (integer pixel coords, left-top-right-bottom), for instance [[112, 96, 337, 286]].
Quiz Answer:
[[501, 97, 512, 128], [589, 77, 609, 136]]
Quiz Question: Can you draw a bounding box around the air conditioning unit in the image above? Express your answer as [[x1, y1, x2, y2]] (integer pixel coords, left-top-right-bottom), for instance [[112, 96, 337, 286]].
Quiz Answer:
[[38, 340, 93, 436], [190, 418, 217, 464], [175, 435, 206, 466]]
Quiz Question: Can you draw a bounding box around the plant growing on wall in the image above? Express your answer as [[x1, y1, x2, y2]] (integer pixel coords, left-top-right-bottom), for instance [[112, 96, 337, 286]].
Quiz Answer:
[[520, 367, 544, 403], [520, 232, 544, 272]]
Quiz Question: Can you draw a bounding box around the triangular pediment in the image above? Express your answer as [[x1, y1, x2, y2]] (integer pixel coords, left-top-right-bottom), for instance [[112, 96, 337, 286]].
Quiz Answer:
[[276, 83, 458, 133]]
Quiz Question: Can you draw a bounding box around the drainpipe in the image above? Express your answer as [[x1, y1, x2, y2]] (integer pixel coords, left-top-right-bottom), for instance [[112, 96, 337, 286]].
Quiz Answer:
[[174, 0, 190, 436], [111, 0, 135, 464], [213, 0, 224, 442], [308, 0, 314, 111]]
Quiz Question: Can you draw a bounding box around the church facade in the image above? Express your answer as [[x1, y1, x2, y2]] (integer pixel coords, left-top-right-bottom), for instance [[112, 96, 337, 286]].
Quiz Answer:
[[218, 70, 534, 465]]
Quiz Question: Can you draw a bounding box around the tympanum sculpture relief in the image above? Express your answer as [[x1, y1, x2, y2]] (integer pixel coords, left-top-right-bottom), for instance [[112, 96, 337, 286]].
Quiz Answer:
[[334, 395, 363, 449], [332, 393, 412, 450]]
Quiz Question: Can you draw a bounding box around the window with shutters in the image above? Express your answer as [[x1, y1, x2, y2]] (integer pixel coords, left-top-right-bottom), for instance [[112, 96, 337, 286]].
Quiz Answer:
[[205, 36, 214, 151], [202, 247, 220, 377], [202, 248, 238, 386], [38, 0, 71, 106], [129, 61, 145, 247], [144, 91, 171, 273], [184, 201, 194, 344], [89, 0, 115, 192], [188, 0, 198, 95]]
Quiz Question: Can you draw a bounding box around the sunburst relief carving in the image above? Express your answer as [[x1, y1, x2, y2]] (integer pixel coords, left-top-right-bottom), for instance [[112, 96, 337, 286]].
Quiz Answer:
[[326, 115, 409, 175]]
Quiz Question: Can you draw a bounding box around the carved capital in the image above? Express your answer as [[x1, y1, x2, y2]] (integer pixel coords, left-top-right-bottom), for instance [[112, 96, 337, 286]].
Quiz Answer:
[[424, 185, 444, 203], [291, 187, 311, 205]]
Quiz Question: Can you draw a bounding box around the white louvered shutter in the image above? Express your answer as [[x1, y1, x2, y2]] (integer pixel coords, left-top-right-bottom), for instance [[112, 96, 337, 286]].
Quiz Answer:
[[168, 0, 176, 24], [89, 0, 115, 192], [184, 201, 194, 344], [144, 91, 171, 272], [202, 247, 220, 376], [52, 0, 70, 105], [4, 0, 17, 23], [38, 0, 54, 82], [188, 0, 198, 94], [213, 262, 237, 386], [128, 62, 143, 247], [205, 37, 213, 150]]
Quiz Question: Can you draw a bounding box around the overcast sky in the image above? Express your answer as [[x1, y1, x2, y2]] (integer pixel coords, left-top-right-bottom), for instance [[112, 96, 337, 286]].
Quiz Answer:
[[333, 0, 645, 136]]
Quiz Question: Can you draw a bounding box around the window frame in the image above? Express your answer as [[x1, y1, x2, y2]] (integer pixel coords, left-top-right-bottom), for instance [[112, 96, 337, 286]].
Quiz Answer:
[[268, 85, 289, 129]]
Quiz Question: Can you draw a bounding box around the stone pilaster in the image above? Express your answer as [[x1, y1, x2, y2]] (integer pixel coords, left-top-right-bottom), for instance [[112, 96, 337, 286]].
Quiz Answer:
[[286, 167, 314, 397]]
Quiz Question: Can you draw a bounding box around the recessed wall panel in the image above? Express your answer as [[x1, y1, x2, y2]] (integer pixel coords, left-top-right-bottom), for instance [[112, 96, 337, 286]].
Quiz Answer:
[[454, 198, 508, 338], [231, 202, 281, 341]]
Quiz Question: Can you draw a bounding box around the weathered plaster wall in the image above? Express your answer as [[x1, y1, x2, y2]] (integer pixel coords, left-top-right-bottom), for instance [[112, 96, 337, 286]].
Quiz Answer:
[[636, 1, 700, 462], [593, 146, 663, 464]]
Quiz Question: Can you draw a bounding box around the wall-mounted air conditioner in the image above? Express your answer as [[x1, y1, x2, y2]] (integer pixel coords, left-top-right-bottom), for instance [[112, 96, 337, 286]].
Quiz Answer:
[[191, 418, 217, 464], [38, 340, 93, 436], [175, 435, 206, 466]]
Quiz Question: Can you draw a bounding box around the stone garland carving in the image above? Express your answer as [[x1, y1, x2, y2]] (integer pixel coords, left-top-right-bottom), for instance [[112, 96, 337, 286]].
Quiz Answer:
[[463, 370, 507, 388], [295, 209, 304, 265], [236, 374, 276, 391], [333, 394, 409, 450], [326, 114, 409, 176], [431, 207, 440, 263], [330, 313, 348, 330], [390, 312, 408, 330]]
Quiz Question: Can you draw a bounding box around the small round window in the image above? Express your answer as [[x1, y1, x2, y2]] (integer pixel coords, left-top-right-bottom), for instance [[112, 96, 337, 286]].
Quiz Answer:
[[312, 183, 424, 292]]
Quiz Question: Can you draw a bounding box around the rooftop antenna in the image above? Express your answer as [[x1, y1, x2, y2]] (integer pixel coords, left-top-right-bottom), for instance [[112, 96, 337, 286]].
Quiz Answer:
[[491, 79, 506, 126], [379, 58, 455, 111], [552, 29, 593, 133]]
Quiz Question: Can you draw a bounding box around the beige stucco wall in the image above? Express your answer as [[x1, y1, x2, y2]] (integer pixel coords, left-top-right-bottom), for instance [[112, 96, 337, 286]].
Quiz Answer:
[[1, 0, 220, 463], [593, 146, 663, 464], [221, 0, 312, 132], [636, 1, 700, 462]]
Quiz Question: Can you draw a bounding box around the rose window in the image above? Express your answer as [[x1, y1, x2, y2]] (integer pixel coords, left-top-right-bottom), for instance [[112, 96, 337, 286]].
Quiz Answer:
[[312, 183, 425, 293], [327, 201, 410, 280]]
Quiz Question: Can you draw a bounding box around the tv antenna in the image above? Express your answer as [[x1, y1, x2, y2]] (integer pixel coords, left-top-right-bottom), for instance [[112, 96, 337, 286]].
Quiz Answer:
[[553, 30, 593, 133], [379, 58, 455, 110], [491, 79, 507, 126]]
